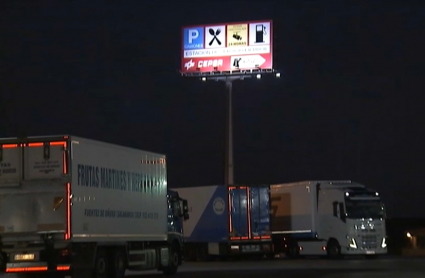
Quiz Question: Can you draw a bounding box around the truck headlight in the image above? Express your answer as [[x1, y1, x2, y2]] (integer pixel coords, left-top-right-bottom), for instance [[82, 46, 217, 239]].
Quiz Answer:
[[349, 238, 357, 249], [381, 238, 387, 248]]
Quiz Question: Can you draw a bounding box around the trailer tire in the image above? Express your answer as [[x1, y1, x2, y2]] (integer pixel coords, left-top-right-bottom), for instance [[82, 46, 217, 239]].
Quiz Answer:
[[365, 254, 379, 259], [94, 248, 109, 278], [163, 243, 180, 276], [109, 249, 126, 278], [327, 239, 341, 259], [196, 245, 210, 261], [287, 241, 300, 259]]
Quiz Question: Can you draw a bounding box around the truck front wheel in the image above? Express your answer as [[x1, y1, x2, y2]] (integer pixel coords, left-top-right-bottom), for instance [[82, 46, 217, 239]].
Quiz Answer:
[[326, 239, 341, 259], [109, 249, 126, 278], [94, 248, 109, 278], [162, 243, 180, 276]]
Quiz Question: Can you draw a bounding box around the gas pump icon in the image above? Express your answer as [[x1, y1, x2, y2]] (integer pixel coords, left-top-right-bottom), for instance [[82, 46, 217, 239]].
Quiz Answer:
[[255, 24, 267, 43]]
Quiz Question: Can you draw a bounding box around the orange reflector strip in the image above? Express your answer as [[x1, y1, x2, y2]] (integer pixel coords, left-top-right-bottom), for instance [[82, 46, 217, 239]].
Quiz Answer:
[[50, 141, 66, 146], [57, 265, 71, 271], [253, 235, 271, 240], [246, 186, 251, 239], [28, 143, 43, 147], [228, 188, 232, 234], [65, 183, 71, 240], [2, 144, 18, 148], [27, 141, 66, 147], [230, 236, 250, 240], [6, 266, 48, 272], [62, 142, 68, 174]]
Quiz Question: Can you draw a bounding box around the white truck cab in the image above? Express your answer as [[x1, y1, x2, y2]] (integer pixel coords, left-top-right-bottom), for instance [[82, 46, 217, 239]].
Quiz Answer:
[[270, 180, 387, 259]]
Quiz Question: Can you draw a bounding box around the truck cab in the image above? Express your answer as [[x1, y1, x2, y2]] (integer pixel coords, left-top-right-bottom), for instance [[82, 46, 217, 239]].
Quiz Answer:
[[167, 189, 189, 236], [270, 180, 387, 259], [338, 186, 387, 256], [166, 190, 189, 265]]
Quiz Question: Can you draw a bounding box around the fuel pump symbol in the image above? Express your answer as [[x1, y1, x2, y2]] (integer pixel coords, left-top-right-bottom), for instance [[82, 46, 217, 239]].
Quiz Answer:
[[255, 24, 267, 43]]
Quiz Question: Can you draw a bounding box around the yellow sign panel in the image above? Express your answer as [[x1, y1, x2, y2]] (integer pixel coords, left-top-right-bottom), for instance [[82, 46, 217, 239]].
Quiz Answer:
[[227, 24, 248, 47]]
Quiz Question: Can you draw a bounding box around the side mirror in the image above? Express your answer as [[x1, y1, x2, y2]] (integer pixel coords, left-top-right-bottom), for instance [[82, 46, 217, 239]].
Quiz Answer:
[[339, 203, 346, 223], [182, 200, 189, 220]]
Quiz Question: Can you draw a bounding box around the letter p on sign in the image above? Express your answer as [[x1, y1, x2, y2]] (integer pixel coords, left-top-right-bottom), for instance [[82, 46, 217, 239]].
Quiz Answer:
[[183, 27, 204, 50], [188, 29, 199, 43]]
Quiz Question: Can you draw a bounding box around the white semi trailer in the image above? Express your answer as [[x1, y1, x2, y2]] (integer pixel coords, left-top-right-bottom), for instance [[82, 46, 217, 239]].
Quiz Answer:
[[270, 180, 387, 258], [0, 135, 188, 277]]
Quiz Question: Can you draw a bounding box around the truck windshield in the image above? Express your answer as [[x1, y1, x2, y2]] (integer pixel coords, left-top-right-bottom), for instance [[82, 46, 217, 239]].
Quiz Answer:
[[345, 199, 385, 219]]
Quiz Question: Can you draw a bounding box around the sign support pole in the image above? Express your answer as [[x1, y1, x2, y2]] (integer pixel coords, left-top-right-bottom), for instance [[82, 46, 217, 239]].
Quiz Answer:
[[220, 75, 246, 186], [225, 78, 234, 186], [191, 73, 278, 187]]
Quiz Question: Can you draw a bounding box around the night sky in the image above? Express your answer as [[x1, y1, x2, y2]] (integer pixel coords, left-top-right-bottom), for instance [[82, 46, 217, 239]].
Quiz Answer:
[[1, 1, 425, 218]]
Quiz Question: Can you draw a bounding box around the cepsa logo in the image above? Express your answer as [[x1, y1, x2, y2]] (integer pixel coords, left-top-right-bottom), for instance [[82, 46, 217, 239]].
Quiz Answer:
[[183, 27, 204, 50], [184, 59, 223, 70]]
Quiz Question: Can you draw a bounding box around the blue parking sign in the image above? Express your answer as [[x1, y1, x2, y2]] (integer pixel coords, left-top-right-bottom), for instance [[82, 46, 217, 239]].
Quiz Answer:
[[183, 27, 204, 50]]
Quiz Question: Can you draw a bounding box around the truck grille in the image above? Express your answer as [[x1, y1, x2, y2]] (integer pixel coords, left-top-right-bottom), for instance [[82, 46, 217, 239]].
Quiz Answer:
[[361, 235, 377, 249]]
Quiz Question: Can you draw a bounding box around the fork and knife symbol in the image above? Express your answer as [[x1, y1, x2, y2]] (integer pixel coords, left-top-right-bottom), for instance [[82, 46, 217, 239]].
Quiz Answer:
[[208, 28, 222, 46]]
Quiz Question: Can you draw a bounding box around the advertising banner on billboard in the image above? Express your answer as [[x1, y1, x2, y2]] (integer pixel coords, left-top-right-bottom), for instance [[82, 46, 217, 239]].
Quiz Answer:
[[181, 20, 273, 74]]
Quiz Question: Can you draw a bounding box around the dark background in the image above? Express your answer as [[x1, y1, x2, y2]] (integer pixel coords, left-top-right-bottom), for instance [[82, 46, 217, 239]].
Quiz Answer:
[[1, 1, 425, 218]]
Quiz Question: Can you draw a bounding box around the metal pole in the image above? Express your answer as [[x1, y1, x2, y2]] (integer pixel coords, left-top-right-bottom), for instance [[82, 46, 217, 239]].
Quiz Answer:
[[225, 79, 234, 186]]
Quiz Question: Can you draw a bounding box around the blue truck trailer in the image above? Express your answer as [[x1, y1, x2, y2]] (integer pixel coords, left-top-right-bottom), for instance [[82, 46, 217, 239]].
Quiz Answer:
[[173, 185, 272, 261]]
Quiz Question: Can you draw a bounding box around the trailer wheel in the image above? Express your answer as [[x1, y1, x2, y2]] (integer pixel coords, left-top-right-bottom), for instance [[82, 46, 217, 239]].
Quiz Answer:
[[327, 239, 341, 259], [163, 243, 180, 276], [196, 245, 209, 261], [94, 248, 109, 278], [365, 254, 379, 259], [109, 249, 126, 278], [286, 241, 300, 259]]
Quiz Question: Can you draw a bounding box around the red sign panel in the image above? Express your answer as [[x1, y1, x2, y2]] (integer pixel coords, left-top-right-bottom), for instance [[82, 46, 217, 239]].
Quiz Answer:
[[181, 20, 273, 74]]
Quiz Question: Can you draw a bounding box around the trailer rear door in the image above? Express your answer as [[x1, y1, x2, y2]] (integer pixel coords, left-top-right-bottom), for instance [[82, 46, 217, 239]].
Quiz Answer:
[[228, 185, 271, 241], [249, 186, 271, 239], [229, 186, 249, 239], [0, 138, 70, 236]]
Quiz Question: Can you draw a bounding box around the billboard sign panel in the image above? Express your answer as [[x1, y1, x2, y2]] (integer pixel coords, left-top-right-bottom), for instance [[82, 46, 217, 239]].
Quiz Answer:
[[181, 20, 273, 75]]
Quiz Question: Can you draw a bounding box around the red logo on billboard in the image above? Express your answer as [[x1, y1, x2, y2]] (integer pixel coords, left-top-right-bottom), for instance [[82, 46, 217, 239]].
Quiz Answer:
[[182, 54, 271, 73], [184, 58, 227, 71]]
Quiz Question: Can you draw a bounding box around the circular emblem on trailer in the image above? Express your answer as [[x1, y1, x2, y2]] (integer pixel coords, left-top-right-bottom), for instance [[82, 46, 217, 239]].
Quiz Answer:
[[213, 197, 225, 215]]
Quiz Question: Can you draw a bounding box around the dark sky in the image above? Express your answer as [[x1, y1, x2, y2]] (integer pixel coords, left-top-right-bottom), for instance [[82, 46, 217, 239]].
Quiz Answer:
[[1, 1, 425, 218]]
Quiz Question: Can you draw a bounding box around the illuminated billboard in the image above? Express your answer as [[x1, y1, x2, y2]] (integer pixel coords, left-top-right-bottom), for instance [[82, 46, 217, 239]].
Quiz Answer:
[[181, 20, 273, 75]]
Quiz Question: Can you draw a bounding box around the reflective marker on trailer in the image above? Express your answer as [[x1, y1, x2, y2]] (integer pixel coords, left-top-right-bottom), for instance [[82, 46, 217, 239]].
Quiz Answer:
[[27, 143, 44, 147], [57, 265, 71, 271], [246, 186, 251, 239], [65, 182, 71, 240], [228, 187, 233, 234], [253, 235, 271, 240], [1, 144, 19, 148], [6, 266, 48, 272]]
